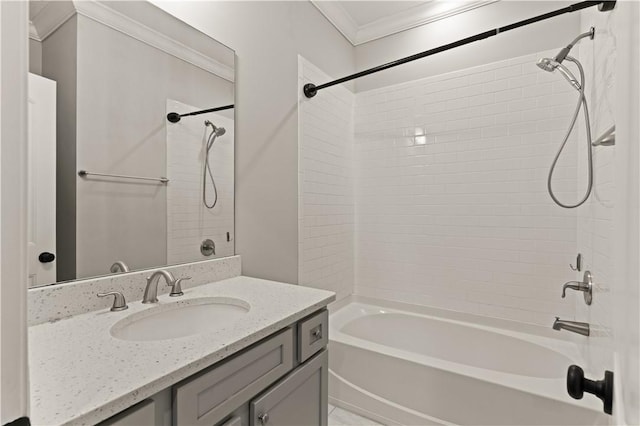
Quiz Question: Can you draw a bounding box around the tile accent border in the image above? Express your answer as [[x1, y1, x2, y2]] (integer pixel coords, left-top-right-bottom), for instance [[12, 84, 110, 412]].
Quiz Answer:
[[28, 255, 241, 325]]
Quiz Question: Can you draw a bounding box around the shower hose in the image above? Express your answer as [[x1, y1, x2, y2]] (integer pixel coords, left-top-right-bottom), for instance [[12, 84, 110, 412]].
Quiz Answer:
[[547, 56, 593, 209], [203, 126, 219, 209]]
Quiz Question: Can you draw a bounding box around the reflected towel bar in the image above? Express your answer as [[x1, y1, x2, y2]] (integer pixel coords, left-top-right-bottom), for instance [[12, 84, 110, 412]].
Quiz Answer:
[[78, 170, 169, 184]]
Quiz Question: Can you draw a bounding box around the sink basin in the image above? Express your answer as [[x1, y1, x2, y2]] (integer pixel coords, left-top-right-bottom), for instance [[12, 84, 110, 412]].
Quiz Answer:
[[111, 297, 250, 341]]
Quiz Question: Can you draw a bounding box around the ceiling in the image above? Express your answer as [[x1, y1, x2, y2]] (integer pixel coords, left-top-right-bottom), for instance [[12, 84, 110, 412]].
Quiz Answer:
[[311, 0, 499, 46]]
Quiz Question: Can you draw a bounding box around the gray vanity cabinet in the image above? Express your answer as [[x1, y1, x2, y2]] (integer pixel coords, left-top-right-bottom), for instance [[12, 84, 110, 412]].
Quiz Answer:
[[103, 309, 329, 426], [250, 349, 328, 426]]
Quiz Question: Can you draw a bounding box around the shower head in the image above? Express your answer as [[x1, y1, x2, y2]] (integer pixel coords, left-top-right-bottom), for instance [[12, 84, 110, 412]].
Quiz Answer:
[[536, 57, 558, 72], [537, 57, 582, 90], [204, 120, 226, 136]]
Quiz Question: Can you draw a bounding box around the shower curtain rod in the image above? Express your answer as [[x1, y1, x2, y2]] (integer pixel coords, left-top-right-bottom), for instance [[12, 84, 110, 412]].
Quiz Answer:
[[303, 0, 616, 98], [167, 104, 234, 123]]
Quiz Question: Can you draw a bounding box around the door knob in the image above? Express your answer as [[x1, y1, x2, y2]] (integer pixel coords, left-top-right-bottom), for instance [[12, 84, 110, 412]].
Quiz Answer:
[[258, 413, 269, 424], [38, 252, 55, 263], [567, 365, 613, 415]]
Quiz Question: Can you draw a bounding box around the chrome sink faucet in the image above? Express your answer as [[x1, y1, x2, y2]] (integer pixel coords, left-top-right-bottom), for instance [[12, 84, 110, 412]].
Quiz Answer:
[[142, 269, 191, 303], [553, 317, 590, 336]]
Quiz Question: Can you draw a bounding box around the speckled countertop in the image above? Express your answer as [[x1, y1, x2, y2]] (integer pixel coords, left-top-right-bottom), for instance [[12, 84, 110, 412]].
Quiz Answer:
[[29, 276, 335, 426]]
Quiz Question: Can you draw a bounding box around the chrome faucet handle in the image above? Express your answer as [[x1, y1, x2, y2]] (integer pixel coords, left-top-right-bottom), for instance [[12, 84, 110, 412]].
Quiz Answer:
[[561, 271, 593, 305], [561, 282, 583, 297], [97, 291, 128, 311], [168, 277, 191, 297]]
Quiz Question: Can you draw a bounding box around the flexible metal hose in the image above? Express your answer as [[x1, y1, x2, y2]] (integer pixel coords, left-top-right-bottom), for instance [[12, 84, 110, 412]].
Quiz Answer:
[[203, 126, 219, 209], [547, 56, 593, 209]]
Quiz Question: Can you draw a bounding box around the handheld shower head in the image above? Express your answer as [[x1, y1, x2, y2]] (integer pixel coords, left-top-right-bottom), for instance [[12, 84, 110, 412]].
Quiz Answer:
[[204, 120, 226, 136], [536, 57, 557, 72]]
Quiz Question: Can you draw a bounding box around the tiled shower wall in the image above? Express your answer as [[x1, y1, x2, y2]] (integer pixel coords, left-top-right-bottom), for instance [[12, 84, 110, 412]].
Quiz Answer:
[[353, 50, 581, 326], [298, 57, 355, 301], [575, 9, 617, 375]]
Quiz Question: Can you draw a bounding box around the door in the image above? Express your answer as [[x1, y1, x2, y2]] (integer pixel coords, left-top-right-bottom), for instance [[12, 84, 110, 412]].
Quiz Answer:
[[27, 73, 57, 286], [250, 350, 328, 426]]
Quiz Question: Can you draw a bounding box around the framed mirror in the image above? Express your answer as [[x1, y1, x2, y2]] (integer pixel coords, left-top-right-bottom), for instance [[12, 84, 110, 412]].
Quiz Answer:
[[27, 0, 235, 287]]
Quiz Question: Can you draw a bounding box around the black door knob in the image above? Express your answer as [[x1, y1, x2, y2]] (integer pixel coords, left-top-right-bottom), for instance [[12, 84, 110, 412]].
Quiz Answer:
[[38, 252, 55, 263], [567, 365, 614, 415]]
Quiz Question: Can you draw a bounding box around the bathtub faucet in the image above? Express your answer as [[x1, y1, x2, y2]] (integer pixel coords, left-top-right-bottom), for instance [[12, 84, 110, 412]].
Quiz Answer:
[[552, 317, 590, 336]]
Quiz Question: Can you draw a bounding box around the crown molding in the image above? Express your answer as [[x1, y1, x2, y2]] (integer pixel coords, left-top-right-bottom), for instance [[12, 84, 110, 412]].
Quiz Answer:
[[312, 0, 499, 46], [311, 1, 359, 45], [29, 1, 234, 82]]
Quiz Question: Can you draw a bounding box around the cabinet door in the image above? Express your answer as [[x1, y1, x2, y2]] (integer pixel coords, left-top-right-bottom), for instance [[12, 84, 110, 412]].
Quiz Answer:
[[250, 350, 328, 426], [175, 328, 294, 426]]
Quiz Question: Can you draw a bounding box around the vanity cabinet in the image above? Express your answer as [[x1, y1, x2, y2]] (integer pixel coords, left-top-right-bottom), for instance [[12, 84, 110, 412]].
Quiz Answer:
[[99, 309, 328, 426], [175, 309, 328, 426]]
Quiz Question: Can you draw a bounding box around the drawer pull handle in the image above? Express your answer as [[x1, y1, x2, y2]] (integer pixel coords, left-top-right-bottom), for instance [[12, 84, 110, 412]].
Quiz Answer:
[[258, 413, 269, 424], [312, 328, 322, 339]]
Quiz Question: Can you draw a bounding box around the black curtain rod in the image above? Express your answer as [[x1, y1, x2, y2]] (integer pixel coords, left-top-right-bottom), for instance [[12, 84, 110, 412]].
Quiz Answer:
[[303, 0, 615, 98], [167, 104, 234, 123]]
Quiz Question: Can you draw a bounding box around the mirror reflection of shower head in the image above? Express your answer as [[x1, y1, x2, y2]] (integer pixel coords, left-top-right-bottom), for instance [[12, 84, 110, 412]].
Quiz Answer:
[[204, 120, 226, 136]]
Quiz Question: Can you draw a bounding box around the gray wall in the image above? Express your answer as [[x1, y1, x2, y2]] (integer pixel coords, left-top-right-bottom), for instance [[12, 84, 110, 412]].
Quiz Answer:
[[29, 39, 42, 75], [152, 1, 356, 284], [354, 1, 581, 92]]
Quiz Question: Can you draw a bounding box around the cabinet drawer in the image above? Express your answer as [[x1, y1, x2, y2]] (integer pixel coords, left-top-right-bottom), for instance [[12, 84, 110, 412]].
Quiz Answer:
[[297, 310, 328, 363], [174, 328, 294, 426], [250, 349, 328, 426]]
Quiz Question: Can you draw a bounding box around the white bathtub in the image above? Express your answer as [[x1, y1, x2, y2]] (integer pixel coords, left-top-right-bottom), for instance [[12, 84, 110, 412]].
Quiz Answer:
[[329, 297, 607, 426]]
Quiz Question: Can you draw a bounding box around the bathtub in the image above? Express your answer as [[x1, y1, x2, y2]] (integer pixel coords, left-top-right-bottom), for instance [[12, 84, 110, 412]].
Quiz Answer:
[[329, 296, 607, 426]]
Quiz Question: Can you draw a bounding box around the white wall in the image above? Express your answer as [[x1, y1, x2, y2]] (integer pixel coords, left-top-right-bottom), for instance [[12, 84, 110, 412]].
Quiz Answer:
[[152, 1, 356, 284], [353, 50, 579, 325], [167, 100, 235, 264], [611, 2, 640, 424], [354, 1, 580, 92], [573, 5, 616, 380], [0, 1, 29, 422], [298, 56, 354, 301]]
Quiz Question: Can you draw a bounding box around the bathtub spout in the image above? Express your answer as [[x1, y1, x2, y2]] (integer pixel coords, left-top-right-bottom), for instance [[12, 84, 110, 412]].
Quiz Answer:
[[552, 317, 590, 336]]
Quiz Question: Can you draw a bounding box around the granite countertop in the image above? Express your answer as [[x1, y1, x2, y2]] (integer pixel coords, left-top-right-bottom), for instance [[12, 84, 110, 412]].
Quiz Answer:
[[29, 276, 335, 425]]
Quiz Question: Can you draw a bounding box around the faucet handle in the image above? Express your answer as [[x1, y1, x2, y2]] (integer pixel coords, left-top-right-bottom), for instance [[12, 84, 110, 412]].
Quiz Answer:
[[561, 271, 593, 305], [168, 276, 191, 297], [97, 291, 128, 311]]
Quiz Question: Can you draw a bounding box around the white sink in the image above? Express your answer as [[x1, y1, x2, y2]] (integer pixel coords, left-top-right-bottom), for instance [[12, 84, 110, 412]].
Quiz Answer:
[[111, 297, 250, 341]]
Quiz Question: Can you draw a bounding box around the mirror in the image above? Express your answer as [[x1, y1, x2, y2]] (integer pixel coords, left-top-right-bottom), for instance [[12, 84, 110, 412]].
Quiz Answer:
[[27, 1, 235, 287]]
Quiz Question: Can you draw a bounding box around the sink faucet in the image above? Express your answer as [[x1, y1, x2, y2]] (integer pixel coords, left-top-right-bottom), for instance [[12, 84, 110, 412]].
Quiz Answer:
[[143, 270, 177, 304], [110, 261, 130, 273], [552, 317, 590, 336]]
